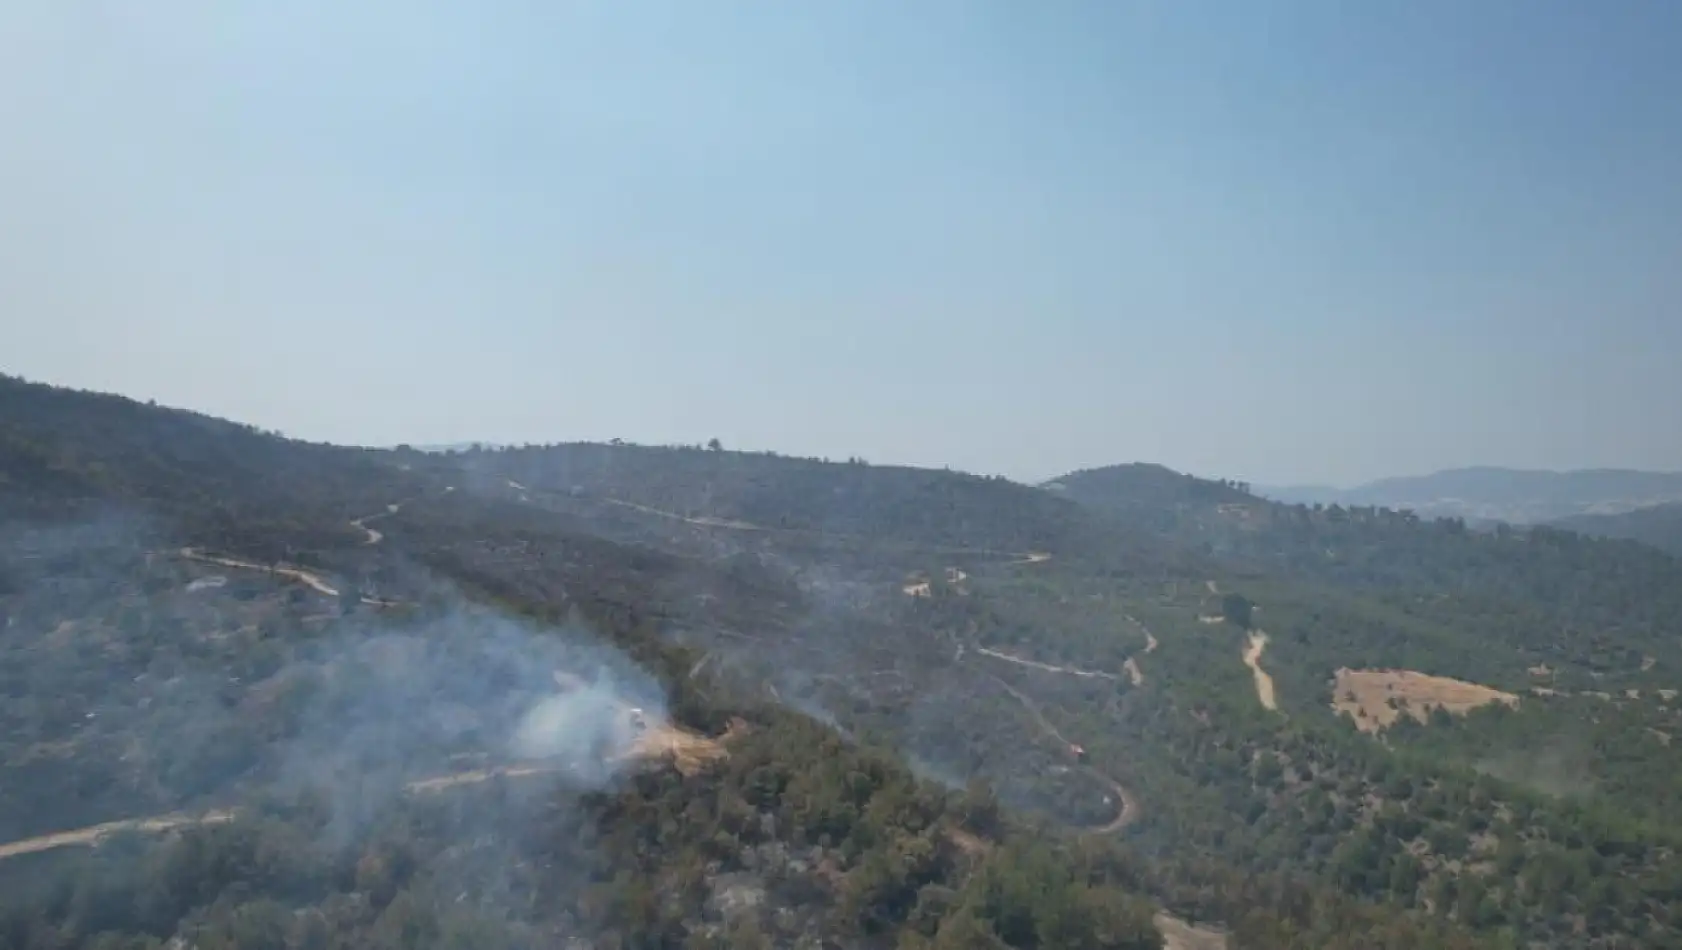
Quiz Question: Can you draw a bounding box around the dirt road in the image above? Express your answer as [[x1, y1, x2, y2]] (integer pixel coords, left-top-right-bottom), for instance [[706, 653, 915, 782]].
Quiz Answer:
[[1242, 632, 1277, 711], [1131, 620, 1159, 655], [1120, 612, 1159, 685], [976, 647, 1119, 681], [350, 502, 404, 546], [180, 548, 341, 597], [180, 536, 404, 607], [600, 498, 763, 531], [593, 496, 1054, 565], [0, 810, 238, 860], [0, 760, 561, 862], [985, 674, 1140, 834], [0, 714, 734, 864]]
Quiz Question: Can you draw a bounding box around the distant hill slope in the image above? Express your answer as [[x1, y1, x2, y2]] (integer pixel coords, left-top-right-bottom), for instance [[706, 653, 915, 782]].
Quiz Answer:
[[1262, 466, 1682, 524], [462, 442, 1149, 562], [1041, 463, 1254, 535], [7, 380, 1681, 947], [1551, 500, 1682, 556], [4, 379, 1524, 950], [1052, 460, 1682, 684], [0, 374, 434, 551]]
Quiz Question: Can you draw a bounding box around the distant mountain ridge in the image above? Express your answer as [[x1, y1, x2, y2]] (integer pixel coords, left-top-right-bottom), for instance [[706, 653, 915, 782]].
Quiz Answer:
[[1261, 466, 1682, 524]]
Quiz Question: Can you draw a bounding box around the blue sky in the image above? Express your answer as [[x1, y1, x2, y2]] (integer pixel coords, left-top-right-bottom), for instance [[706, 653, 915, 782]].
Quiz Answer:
[[2, 1, 1678, 485]]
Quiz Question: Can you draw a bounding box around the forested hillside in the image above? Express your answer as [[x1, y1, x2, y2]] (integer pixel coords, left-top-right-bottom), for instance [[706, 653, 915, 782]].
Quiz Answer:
[[1551, 501, 1682, 557], [1052, 464, 1682, 946], [7, 377, 1677, 948], [0, 375, 444, 556], [470, 442, 1099, 557]]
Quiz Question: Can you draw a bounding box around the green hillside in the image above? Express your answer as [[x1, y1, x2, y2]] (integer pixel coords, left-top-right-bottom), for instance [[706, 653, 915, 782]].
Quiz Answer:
[[1552, 501, 1682, 557], [9, 377, 1679, 948]]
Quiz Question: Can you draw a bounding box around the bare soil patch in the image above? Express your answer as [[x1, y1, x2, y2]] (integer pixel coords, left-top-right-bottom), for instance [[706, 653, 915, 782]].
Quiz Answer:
[[621, 716, 745, 777], [1154, 913, 1228, 950], [1242, 632, 1277, 711], [1332, 668, 1518, 733]]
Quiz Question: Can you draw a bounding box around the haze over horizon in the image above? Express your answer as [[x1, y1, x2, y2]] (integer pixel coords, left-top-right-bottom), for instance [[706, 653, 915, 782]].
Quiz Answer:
[[3, 2, 1679, 486]]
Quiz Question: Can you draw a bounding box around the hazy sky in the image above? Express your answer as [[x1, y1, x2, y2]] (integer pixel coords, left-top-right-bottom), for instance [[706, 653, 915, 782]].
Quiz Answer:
[[3, 2, 1679, 486]]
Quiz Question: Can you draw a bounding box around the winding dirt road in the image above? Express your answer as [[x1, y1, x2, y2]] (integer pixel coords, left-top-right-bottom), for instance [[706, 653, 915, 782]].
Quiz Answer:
[[180, 548, 341, 597], [179, 501, 413, 603], [582, 492, 1136, 831], [1125, 613, 1160, 655], [350, 502, 404, 546], [977, 611, 1158, 687], [179, 548, 404, 607], [985, 674, 1140, 835]]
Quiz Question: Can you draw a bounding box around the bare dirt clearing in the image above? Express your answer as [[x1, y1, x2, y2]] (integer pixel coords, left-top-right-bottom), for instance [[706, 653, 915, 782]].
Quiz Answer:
[[621, 717, 742, 777], [1331, 668, 1518, 733], [1242, 632, 1277, 711], [1154, 913, 1228, 950]]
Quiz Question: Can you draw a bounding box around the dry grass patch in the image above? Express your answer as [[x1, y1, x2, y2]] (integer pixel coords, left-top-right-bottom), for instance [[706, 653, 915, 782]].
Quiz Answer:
[[1331, 668, 1518, 733]]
